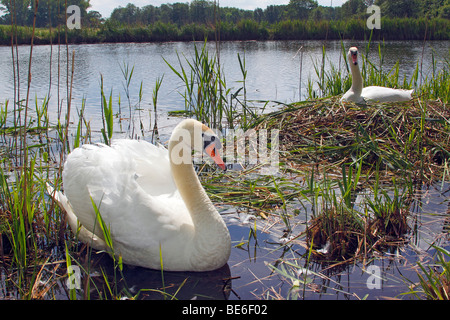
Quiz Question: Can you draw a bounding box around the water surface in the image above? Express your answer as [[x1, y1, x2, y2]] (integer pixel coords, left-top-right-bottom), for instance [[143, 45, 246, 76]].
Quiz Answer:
[[1, 40, 448, 120]]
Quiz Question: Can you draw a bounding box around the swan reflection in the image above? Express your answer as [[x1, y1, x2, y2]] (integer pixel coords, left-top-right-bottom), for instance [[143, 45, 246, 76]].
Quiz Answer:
[[88, 254, 232, 300]]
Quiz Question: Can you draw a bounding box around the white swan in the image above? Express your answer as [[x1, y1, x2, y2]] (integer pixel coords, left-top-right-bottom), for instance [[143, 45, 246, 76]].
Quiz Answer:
[[49, 119, 231, 272], [340, 47, 414, 104]]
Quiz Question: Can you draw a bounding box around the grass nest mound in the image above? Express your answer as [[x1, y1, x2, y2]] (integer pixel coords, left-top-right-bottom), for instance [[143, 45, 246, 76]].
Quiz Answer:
[[307, 202, 411, 263], [253, 97, 449, 181], [307, 207, 364, 261]]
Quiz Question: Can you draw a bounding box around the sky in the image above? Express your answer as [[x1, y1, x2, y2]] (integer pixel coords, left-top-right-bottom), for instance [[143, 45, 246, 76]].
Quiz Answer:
[[89, 0, 347, 19]]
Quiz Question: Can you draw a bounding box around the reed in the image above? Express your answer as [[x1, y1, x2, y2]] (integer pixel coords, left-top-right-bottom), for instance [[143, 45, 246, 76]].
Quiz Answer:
[[100, 75, 114, 145], [419, 53, 450, 103], [404, 245, 450, 300], [165, 41, 256, 129]]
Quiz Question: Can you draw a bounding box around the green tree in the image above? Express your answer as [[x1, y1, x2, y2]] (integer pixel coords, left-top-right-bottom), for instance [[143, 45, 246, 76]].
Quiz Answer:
[[264, 5, 286, 23], [375, 0, 421, 18], [253, 7, 264, 22], [140, 5, 158, 24], [439, 0, 450, 18], [1, 0, 90, 27], [1, 0, 31, 25], [190, 0, 213, 24], [288, 0, 318, 20], [421, 0, 448, 18], [159, 4, 172, 23], [110, 3, 139, 24], [310, 6, 335, 20], [85, 10, 103, 27], [172, 2, 190, 25], [340, 0, 366, 18], [221, 7, 246, 24]]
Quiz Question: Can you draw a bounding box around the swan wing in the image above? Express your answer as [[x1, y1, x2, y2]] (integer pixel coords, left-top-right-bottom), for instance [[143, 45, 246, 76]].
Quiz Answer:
[[341, 89, 365, 103], [362, 86, 413, 103], [62, 140, 193, 252]]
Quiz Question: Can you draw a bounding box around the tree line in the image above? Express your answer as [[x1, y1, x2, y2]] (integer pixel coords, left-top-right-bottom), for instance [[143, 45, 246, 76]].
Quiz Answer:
[[109, 0, 450, 26], [0, 0, 94, 27], [0, 0, 448, 44], [1, 0, 449, 28]]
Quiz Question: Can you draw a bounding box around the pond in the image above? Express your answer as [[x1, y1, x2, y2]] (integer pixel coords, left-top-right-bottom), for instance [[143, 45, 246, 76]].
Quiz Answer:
[[1, 39, 449, 115], [0, 40, 449, 300]]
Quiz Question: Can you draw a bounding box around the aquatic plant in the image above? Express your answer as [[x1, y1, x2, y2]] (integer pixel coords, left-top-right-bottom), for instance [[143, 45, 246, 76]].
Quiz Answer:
[[165, 41, 256, 129], [404, 245, 450, 300]]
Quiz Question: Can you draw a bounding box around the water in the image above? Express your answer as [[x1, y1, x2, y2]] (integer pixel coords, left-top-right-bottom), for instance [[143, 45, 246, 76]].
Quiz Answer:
[[23, 180, 444, 300], [0, 40, 449, 300], [1, 40, 449, 119]]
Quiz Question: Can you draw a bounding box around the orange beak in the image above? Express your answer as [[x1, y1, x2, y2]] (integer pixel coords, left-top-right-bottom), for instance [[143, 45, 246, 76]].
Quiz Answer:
[[205, 143, 226, 171]]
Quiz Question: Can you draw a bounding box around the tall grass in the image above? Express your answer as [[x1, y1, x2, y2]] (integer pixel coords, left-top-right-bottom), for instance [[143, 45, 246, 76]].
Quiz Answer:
[[420, 53, 450, 102], [100, 75, 114, 145], [417, 246, 450, 300], [165, 41, 256, 129], [165, 41, 225, 128], [307, 40, 449, 103], [1, 0, 86, 299]]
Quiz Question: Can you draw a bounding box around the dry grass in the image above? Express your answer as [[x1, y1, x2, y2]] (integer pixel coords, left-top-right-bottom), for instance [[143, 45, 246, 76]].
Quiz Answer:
[[253, 97, 449, 182]]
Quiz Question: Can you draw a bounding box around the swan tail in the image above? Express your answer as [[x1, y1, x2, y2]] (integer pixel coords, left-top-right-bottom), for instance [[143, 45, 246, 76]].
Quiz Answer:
[[46, 183, 78, 230], [46, 183, 109, 251]]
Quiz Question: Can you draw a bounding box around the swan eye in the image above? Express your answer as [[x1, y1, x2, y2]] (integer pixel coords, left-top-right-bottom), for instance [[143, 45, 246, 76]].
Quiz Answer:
[[203, 137, 211, 151], [202, 133, 217, 150]]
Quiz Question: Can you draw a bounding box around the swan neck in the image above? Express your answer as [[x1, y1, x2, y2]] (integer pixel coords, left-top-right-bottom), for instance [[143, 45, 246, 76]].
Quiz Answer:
[[166, 120, 231, 270], [168, 139, 216, 221], [350, 62, 363, 94]]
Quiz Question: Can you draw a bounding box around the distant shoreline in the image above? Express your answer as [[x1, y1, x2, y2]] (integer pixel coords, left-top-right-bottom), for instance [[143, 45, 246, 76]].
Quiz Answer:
[[1, 18, 449, 46]]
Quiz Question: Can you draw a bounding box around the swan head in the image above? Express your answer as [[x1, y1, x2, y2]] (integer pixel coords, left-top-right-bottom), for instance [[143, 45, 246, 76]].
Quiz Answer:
[[170, 119, 226, 171], [348, 47, 359, 65], [201, 125, 227, 171]]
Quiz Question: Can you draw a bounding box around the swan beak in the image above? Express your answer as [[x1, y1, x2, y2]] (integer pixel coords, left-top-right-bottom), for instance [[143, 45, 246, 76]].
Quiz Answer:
[[351, 51, 358, 65], [205, 143, 227, 171]]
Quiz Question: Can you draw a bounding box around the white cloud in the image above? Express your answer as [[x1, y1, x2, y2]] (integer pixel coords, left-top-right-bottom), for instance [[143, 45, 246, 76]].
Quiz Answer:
[[89, 0, 347, 18], [89, 0, 148, 17], [219, 0, 289, 10]]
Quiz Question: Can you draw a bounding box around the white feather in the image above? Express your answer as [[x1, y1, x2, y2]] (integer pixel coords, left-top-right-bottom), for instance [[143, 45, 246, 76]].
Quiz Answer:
[[52, 120, 231, 272], [341, 47, 414, 104]]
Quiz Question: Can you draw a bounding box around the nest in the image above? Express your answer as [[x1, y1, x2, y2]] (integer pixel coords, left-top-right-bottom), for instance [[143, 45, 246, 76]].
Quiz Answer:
[[254, 97, 450, 181]]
